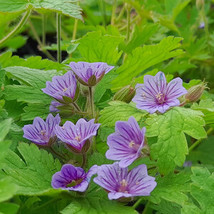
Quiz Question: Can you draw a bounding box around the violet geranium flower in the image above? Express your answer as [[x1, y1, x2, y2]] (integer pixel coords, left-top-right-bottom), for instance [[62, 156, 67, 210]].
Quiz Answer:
[[132, 72, 187, 114], [52, 164, 97, 192], [49, 100, 62, 112], [93, 162, 157, 200], [106, 116, 146, 168], [55, 119, 100, 153], [42, 71, 77, 102], [69, 62, 114, 86], [23, 114, 61, 146]]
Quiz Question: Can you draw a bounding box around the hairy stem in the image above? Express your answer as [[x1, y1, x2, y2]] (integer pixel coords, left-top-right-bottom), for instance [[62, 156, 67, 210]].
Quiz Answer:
[[50, 146, 66, 161], [88, 87, 95, 118], [142, 201, 151, 214], [56, 13, 62, 63], [72, 102, 81, 112], [126, 4, 131, 42], [42, 14, 46, 46], [189, 128, 213, 152], [28, 20, 55, 61], [0, 9, 32, 47]]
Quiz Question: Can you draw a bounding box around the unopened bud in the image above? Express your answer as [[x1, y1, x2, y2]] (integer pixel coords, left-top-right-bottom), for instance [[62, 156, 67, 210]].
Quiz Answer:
[[113, 85, 136, 103], [185, 82, 207, 102], [196, 0, 204, 10]]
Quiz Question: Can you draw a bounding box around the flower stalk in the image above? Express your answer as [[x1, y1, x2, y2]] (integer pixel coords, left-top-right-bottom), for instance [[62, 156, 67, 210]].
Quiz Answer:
[[56, 13, 62, 63]]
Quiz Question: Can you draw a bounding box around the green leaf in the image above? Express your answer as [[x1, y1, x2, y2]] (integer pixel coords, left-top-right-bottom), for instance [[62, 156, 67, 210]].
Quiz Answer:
[[60, 197, 138, 214], [152, 199, 181, 214], [78, 31, 123, 64], [121, 23, 159, 53], [187, 136, 214, 165], [0, 202, 19, 214], [0, 52, 65, 71], [94, 73, 117, 104], [99, 101, 147, 127], [112, 36, 184, 90], [5, 66, 59, 88], [191, 99, 214, 124], [0, 0, 82, 20], [0, 178, 18, 203], [0, 141, 11, 162], [0, 0, 27, 12], [187, 167, 214, 213], [146, 107, 206, 174], [4, 85, 51, 104], [150, 172, 191, 206], [0, 119, 12, 141], [2, 143, 61, 195], [21, 103, 50, 121]]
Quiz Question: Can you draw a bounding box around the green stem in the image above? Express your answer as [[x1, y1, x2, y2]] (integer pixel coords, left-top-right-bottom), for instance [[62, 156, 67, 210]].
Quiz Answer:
[[56, 13, 62, 63], [32, 198, 61, 212], [28, 20, 56, 61], [111, 0, 117, 25], [42, 14, 46, 46], [133, 198, 144, 209], [0, 9, 32, 47], [189, 128, 213, 152], [88, 87, 95, 118], [81, 153, 87, 168], [72, 1, 79, 41], [99, 0, 107, 27]]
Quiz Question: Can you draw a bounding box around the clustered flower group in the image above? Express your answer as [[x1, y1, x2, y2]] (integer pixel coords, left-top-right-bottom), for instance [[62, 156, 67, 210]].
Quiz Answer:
[[23, 62, 187, 200]]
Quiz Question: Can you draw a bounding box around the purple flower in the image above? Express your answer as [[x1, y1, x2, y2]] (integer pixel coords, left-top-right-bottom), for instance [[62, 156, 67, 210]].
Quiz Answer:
[[23, 114, 61, 146], [93, 162, 157, 200], [55, 119, 100, 153], [52, 164, 97, 192], [199, 22, 205, 29], [106, 117, 146, 168], [69, 62, 114, 86], [42, 71, 77, 102], [132, 72, 187, 114], [49, 100, 62, 112]]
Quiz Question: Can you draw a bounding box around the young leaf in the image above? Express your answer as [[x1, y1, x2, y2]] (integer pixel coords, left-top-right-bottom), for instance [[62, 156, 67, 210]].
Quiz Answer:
[[146, 107, 206, 174], [150, 171, 191, 205], [60, 197, 138, 214], [2, 143, 61, 195], [99, 101, 147, 127], [111, 36, 184, 90]]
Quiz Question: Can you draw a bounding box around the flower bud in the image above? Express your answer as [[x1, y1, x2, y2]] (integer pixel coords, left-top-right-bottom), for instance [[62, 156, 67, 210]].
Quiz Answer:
[[113, 85, 136, 103], [196, 0, 204, 10], [185, 82, 207, 102]]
